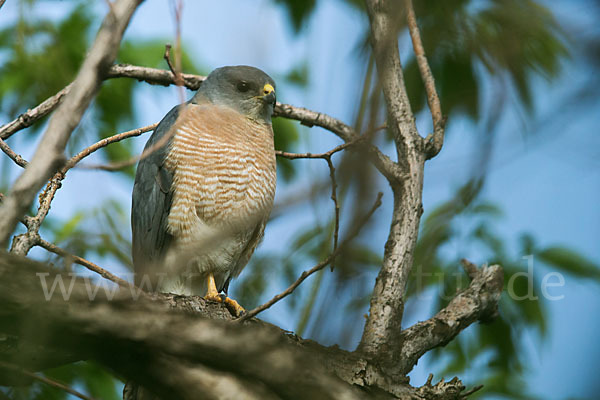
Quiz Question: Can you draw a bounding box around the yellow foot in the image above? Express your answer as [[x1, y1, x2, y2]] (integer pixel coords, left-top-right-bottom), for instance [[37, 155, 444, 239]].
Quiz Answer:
[[203, 292, 223, 303], [203, 273, 245, 317], [223, 297, 246, 318]]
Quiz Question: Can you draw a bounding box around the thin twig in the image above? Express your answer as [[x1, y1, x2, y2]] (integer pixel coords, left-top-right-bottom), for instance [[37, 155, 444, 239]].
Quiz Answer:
[[37, 237, 134, 289], [163, 43, 184, 87], [67, 123, 157, 169], [0, 137, 28, 168], [275, 138, 359, 160], [274, 126, 386, 270], [0, 84, 73, 140], [460, 385, 484, 398], [275, 138, 360, 270], [75, 123, 161, 171], [238, 192, 383, 322], [404, 0, 446, 159], [0, 361, 97, 400], [0, 0, 6, 10], [325, 156, 339, 270]]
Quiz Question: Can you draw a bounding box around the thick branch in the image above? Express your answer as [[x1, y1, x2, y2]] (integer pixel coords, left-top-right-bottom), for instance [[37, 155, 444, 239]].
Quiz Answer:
[[0, 0, 143, 247], [0, 253, 369, 400], [0, 252, 495, 399], [396, 263, 504, 375], [360, 0, 426, 363]]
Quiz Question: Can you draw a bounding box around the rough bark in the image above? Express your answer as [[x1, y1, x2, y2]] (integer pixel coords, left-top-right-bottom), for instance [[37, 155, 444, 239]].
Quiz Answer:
[[359, 0, 426, 372], [0, 252, 502, 399]]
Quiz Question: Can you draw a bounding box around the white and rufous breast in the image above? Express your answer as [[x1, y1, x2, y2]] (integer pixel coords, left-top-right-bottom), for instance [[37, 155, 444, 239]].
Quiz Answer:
[[164, 103, 276, 245]]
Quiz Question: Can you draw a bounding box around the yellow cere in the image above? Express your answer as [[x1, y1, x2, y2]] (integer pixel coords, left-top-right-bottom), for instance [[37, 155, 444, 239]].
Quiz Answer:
[[262, 84, 275, 95]]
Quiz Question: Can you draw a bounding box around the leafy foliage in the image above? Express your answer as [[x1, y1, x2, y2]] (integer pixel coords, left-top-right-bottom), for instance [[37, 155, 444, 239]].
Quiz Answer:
[[273, 0, 317, 32], [413, 181, 599, 398]]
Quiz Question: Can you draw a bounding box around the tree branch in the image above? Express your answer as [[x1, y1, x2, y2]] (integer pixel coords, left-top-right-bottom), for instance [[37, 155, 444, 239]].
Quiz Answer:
[[0, 253, 367, 400], [107, 63, 204, 90], [404, 0, 446, 159], [0, 84, 73, 141], [396, 263, 504, 375], [0, 361, 97, 400], [0, 252, 498, 399], [0, 138, 28, 168], [36, 237, 134, 290], [0, 0, 143, 247], [0, 64, 400, 182], [359, 0, 427, 364]]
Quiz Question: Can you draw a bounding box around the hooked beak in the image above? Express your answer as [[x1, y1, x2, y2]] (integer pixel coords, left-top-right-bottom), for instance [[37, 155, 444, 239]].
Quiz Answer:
[[261, 83, 276, 105]]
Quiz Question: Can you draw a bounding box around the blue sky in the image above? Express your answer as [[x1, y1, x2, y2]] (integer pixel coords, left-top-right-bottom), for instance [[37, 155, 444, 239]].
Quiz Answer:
[[1, 0, 599, 398]]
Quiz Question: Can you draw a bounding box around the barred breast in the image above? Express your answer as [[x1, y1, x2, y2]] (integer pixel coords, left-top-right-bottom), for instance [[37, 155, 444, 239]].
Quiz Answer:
[[161, 103, 276, 293]]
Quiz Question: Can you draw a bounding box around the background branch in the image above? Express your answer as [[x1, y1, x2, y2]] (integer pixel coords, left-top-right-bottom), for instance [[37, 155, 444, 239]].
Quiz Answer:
[[0, 361, 96, 400], [239, 192, 383, 322]]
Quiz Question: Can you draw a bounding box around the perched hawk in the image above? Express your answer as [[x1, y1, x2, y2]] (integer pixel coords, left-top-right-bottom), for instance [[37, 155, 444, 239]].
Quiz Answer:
[[131, 66, 277, 315]]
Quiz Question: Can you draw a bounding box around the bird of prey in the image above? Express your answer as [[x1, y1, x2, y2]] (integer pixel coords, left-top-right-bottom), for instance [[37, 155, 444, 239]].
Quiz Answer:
[[131, 66, 277, 316]]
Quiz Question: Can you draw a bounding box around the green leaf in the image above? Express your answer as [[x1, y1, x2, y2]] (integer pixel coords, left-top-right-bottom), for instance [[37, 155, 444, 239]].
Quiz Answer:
[[285, 62, 309, 87], [538, 247, 600, 280], [273, 0, 317, 32], [273, 117, 300, 182], [53, 212, 85, 244]]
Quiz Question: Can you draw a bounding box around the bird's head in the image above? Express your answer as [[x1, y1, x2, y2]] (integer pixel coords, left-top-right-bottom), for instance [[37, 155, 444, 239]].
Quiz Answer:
[[193, 65, 276, 123]]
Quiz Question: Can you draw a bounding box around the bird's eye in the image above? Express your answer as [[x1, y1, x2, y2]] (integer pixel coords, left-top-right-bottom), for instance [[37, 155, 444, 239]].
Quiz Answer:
[[237, 81, 249, 92]]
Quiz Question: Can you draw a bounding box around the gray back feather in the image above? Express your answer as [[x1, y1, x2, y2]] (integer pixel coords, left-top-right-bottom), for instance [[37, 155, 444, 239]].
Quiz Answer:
[[131, 104, 182, 287]]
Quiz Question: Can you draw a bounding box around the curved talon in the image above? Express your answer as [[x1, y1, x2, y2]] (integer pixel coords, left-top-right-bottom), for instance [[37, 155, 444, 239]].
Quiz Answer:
[[204, 292, 223, 303], [223, 297, 246, 318]]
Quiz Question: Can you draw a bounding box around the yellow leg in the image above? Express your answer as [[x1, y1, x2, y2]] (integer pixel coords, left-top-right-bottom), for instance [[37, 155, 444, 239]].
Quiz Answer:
[[204, 273, 222, 303], [203, 273, 246, 317]]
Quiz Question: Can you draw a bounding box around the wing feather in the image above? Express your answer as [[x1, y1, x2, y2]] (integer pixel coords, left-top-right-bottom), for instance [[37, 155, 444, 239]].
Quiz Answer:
[[131, 104, 183, 287]]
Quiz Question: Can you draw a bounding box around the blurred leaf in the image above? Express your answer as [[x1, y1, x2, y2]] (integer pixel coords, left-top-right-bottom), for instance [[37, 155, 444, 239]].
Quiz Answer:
[[538, 247, 600, 280], [52, 212, 85, 244], [285, 62, 309, 86], [0, 4, 91, 129], [273, 117, 300, 182], [274, 0, 317, 32], [234, 255, 276, 308]]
